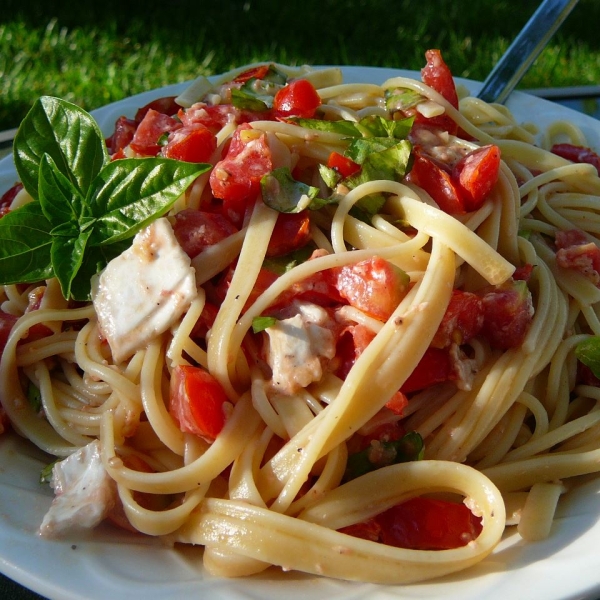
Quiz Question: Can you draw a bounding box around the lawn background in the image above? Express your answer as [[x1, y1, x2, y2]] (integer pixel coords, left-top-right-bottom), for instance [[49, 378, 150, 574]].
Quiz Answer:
[[1, 0, 600, 131]]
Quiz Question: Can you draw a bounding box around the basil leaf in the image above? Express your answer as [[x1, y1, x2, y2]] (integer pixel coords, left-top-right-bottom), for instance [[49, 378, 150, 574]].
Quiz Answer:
[[231, 87, 271, 112], [51, 227, 93, 300], [385, 88, 424, 111], [292, 118, 362, 137], [262, 244, 315, 275], [261, 167, 332, 213], [26, 381, 42, 412], [252, 315, 278, 333], [575, 337, 600, 379], [89, 158, 209, 246], [0, 202, 54, 284], [347, 140, 413, 185], [68, 241, 129, 301], [358, 114, 414, 139], [14, 96, 108, 199], [38, 153, 87, 231]]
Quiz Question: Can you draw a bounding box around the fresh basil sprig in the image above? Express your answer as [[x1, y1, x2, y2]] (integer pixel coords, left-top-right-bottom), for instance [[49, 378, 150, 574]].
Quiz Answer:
[[1, 96, 209, 300], [575, 336, 600, 379]]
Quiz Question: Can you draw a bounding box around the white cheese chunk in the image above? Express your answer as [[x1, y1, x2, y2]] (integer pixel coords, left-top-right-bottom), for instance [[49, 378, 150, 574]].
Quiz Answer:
[[265, 301, 336, 395], [92, 217, 197, 363], [39, 440, 117, 537]]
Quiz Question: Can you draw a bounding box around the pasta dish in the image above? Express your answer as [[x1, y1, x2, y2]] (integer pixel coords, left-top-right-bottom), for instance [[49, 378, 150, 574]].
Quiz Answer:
[[2, 50, 600, 585]]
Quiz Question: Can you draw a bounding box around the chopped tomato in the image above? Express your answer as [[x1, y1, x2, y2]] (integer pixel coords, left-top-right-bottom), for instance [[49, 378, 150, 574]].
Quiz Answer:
[[555, 228, 600, 287], [273, 79, 321, 119], [333, 257, 409, 321], [431, 290, 484, 349], [386, 391, 409, 415], [179, 103, 267, 134], [134, 96, 180, 123], [401, 347, 453, 393], [0, 182, 23, 218], [513, 263, 534, 281], [479, 279, 534, 349], [335, 323, 377, 380], [410, 145, 500, 214], [129, 109, 181, 156], [340, 496, 482, 551], [172, 209, 238, 259], [551, 142, 600, 175], [232, 64, 273, 83], [105, 116, 137, 155], [215, 265, 280, 313], [190, 302, 220, 341], [266, 211, 311, 257], [161, 124, 217, 163], [169, 365, 229, 442], [410, 149, 465, 214], [418, 49, 459, 135], [452, 145, 501, 211], [0, 311, 18, 358], [209, 124, 272, 225], [327, 151, 361, 178]]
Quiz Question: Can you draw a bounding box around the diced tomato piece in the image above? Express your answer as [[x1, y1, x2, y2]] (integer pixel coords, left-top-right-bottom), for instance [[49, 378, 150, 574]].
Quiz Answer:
[[513, 263, 534, 281], [0, 311, 18, 358], [232, 64, 273, 83], [0, 182, 23, 218], [338, 519, 382, 543], [134, 96, 180, 123], [215, 265, 280, 313], [169, 365, 229, 442], [130, 109, 181, 156], [172, 209, 238, 259], [551, 143, 600, 175], [266, 211, 311, 257], [431, 290, 484, 349], [209, 124, 273, 225], [327, 151, 361, 178], [452, 145, 501, 211], [180, 104, 267, 134], [162, 124, 217, 163], [335, 323, 377, 380], [401, 347, 453, 393], [106, 116, 137, 155], [333, 257, 408, 321], [418, 49, 459, 135], [273, 79, 321, 119], [555, 228, 600, 287], [386, 391, 409, 415], [479, 279, 534, 349], [410, 149, 465, 214], [376, 497, 483, 550]]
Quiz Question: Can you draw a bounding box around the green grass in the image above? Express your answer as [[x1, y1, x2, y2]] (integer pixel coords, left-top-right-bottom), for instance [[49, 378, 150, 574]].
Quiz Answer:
[[1, 0, 600, 131]]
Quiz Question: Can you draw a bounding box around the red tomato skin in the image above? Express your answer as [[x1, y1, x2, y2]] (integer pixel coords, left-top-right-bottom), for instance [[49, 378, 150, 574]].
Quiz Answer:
[[266, 211, 311, 257], [0, 182, 23, 218], [452, 145, 501, 211], [106, 116, 137, 155], [376, 497, 483, 550], [273, 79, 321, 119], [551, 143, 600, 175], [401, 347, 453, 393], [418, 49, 459, 134], [327, 151, 361, 178], [479, 279, 534, 349], [409, 151, 465, 214], [334, 257, 408, 321], [335, 324, 377, 380], [162, 124, 217, 163], [172, 209, 238, 259], [130, 109, 181, 156], [180, 104, 267, 134], [431, 290, 484, 349], [134, 96, 180, 123], [169, 365, 229, 442], [232, 64, 272, 83], [209, 124, 273, 225]]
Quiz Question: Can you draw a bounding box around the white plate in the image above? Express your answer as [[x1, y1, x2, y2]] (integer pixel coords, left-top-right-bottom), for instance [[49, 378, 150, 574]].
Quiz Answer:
[[2, 66, 600, 600]]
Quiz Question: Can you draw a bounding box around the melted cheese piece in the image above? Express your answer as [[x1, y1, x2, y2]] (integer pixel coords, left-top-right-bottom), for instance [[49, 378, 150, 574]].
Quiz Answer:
[[39, 440, 117, 537], [92, 218, 197, 363], [265, 301, 336, 395]]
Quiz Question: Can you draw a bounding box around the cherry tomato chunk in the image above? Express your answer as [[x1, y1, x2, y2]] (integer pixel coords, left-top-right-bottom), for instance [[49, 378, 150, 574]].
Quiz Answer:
[[327, 151, 361, 178], [162, 124, 217, 163], [172, 209, 238, 259], [273, 79, 321, 119], [452, 145, 501, 212], [169, 365, 229, 442], [551, 143, 600, 175]]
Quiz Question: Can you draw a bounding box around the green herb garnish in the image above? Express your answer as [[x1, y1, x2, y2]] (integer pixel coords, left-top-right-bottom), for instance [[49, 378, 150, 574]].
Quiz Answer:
[[1, 96, 209, 300]]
